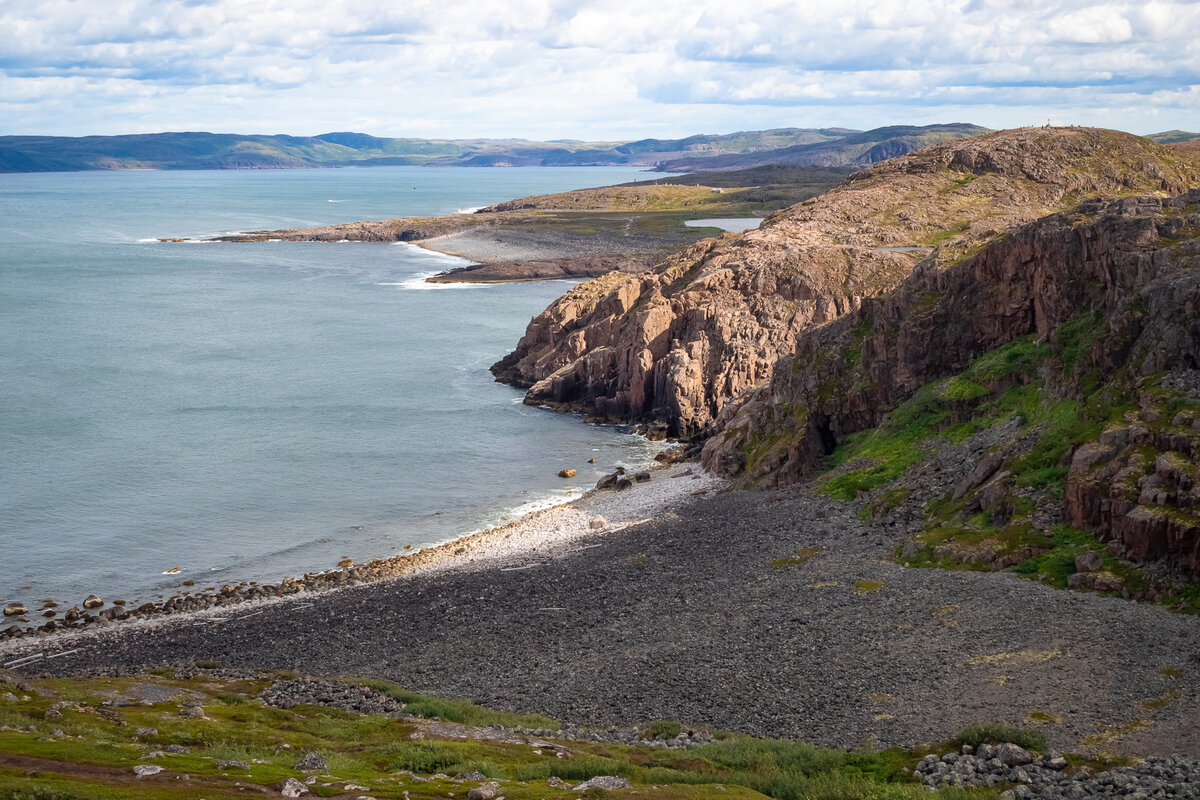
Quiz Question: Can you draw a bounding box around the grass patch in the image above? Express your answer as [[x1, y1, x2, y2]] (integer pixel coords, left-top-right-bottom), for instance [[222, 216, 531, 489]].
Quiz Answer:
[[640, 720, 683, 740], [1027, 711, 1062, 725], [0, 672, 1011, 800], [770, 546, 823, 569], [854, 581, 885, 595], [349, 678, 559, 729], [955, 723, 1048, 752]]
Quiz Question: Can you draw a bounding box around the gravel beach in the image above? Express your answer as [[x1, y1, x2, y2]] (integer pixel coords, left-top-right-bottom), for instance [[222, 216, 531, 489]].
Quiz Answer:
[[5, 468, 1198, 758]]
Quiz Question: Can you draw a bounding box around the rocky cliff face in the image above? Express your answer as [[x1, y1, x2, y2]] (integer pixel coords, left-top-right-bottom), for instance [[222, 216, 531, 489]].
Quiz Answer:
[[495, 128, 1196, 438], [703, 190, 1200, 575]]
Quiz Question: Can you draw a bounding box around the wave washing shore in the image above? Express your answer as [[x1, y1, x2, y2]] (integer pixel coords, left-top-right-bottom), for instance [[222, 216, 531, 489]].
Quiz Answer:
[[0, 460, 724, 651]]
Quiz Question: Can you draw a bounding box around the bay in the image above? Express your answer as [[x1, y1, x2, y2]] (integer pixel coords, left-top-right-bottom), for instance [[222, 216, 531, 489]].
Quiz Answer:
[[0, 166, 657, 607]]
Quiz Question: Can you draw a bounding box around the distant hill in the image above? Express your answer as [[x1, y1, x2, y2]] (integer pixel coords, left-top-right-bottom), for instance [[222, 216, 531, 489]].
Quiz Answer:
[[1147, 130, 1200, 144], [0, 125, 990, 173], [655, 124, 994, 171]]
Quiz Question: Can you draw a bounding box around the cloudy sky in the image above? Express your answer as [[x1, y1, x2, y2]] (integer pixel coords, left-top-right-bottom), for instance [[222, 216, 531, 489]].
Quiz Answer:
[[1, 0, 1197, 139]]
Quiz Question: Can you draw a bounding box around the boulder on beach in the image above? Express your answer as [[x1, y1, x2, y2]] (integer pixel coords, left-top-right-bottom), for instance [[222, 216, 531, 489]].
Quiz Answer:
[[596, 473, 619, 489], [616, 478, 633, 491], [634, 471, 651, 482], [558, 468, 576, 478], [589, 515, 607, 530]]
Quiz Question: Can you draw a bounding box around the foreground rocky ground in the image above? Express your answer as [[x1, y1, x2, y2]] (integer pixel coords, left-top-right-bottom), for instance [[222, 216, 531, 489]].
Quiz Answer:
[[8, 483, 1198, 759]]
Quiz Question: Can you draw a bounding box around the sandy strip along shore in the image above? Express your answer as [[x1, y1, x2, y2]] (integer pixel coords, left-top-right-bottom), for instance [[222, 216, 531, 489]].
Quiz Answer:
[[5, 471, 1199, 759], [0, 464, 722, 649]]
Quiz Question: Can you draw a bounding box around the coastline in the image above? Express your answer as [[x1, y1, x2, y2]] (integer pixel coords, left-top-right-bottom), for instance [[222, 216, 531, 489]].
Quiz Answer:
[[0, 459, 723, 653], [8, 475, 1199, 757]]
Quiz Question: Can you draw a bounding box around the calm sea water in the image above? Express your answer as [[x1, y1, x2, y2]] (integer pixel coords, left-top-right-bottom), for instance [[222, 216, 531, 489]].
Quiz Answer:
[[0, 166, 659, 607]]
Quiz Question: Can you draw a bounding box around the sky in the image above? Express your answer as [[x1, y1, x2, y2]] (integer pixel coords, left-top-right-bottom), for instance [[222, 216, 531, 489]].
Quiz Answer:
[[1, 0, 1198, 140]]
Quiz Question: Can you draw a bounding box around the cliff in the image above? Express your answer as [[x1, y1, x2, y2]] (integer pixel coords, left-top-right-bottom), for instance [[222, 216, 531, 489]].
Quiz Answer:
[[494, 128, 1196, 438], [702, 190, 1200, 576]]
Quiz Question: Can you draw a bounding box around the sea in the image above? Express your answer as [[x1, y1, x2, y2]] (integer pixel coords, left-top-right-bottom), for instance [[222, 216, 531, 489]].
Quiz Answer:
[[0, 165, 663, 608]]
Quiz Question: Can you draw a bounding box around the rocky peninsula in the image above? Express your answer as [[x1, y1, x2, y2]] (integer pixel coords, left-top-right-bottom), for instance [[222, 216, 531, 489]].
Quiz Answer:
[[5, 127, 1200, 798], [199, 171, 847, 283]]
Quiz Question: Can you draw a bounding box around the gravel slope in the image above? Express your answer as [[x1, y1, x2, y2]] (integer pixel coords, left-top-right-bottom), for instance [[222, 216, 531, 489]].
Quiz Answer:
[[13, 482, 1200, 757]]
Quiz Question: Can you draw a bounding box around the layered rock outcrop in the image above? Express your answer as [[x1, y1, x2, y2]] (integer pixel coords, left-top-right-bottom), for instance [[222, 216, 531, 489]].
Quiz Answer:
[[494, 128, 1196, 437], [703, 191, 1200, 574]]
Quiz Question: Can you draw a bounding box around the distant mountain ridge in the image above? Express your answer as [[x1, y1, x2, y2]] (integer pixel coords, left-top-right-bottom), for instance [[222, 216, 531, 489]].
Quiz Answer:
[[1148, 130, 1200, 144], [0, 124, 989, 173], [655, 124, 994, 171]]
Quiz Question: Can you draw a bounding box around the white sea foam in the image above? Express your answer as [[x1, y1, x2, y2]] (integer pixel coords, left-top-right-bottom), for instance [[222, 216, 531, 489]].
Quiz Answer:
[[456, 206, 483, 214], [378, 271, 495, 290]]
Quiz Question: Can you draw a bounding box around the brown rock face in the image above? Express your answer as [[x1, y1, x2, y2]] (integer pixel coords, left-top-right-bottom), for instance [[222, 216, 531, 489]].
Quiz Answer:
[[703, 190, 1200, 573], [494, 128, 1195, 437], [1066, 403, 1200, 574]]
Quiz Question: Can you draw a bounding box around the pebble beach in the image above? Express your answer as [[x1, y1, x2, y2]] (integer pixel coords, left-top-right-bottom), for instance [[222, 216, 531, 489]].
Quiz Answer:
[[3, 463, 1198, 759]]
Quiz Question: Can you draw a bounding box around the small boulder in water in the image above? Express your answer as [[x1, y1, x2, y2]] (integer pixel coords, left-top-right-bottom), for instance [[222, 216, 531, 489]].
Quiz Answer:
[[83, 595, 103, 609], [4, 604, 28, 617], [558, 469, 576, 478]]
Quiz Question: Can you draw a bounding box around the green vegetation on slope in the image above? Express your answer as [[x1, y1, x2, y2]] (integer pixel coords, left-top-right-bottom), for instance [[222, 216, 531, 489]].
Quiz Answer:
[[0, 673, 1018, 800], [815, 321, 1200, 614]]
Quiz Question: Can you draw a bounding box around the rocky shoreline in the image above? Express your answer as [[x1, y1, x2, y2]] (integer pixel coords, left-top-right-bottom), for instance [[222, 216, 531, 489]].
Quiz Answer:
[[6, 472, 1198, 758], [0, 457, 719, 645]]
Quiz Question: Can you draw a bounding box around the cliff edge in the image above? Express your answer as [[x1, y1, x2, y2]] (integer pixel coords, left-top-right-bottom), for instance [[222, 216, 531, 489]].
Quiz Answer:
[[493, 128, 1195, 438]]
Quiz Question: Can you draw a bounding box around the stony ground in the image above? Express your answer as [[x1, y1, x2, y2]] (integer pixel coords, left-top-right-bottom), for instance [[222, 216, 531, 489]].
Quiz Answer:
[[12, 484, 1200, 758]]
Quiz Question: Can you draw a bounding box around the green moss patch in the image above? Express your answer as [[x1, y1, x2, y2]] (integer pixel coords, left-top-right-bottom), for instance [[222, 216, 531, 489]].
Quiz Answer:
[[769, 547, 823, 569]]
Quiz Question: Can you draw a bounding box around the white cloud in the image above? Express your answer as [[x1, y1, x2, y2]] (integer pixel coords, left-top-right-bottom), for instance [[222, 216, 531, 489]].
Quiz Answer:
[[0, 0, 1196, 137]]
